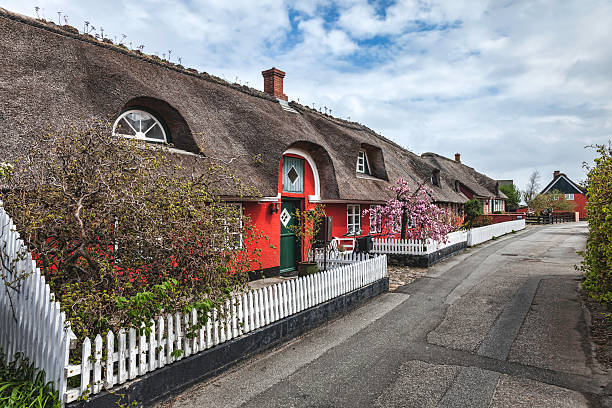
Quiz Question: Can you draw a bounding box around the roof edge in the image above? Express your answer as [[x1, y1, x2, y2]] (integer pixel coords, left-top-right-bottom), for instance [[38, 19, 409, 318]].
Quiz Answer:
[[0, 7, 279, 104]]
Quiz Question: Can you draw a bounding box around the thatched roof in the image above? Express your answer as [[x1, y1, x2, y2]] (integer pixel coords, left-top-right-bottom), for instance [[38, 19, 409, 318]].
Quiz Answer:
[[421, 153, 507, 200], [0, 7, 478, 205]]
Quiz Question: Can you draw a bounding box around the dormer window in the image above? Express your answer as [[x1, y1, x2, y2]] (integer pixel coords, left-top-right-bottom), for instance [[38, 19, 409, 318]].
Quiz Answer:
[[112, 110, 168, 143], [356, 150, 370, 174], [432, 169, 441, 187]]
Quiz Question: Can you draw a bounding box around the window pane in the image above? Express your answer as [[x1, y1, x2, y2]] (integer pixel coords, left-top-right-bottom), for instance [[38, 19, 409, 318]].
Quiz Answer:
[[140, 115, 155, 133], [115, 118, 136, 136], [125, 111, 147, 132], [145, 124, 165, 140]]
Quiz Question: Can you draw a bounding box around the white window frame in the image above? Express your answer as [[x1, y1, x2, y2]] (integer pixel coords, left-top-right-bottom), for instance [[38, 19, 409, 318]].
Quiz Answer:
[[112, 109, 168, 143], [214, 203, 243, 249], [565, 193, 574, 201], [356, 151, 370, 174], [369, 204, 381, 233], [347, 204, 361, 235]]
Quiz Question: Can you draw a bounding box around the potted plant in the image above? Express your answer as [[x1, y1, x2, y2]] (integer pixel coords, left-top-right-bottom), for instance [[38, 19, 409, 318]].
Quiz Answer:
[[288, 204, 326, 277]]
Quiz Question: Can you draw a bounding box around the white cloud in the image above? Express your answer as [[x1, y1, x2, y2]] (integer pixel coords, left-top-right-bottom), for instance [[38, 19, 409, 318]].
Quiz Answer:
[[3, 0, 611, 189]]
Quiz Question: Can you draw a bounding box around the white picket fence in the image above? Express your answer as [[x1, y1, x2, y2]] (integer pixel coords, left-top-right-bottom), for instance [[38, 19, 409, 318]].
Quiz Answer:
[[63, 254, 386, 403], [314, 251, 370, 270], [0, 202, 388, 405], [0, 205, 72, 401], [371, 219, 526, 256], [372, 237, 428, 255], [467, 219, 526, 246]]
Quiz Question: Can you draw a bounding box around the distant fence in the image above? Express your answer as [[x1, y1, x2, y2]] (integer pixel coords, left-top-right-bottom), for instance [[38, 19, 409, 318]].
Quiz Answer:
[[367, 219, 527, 257], [525, 213, 576, 225], [0, 203, 387, 405], [467, 219, 525, 246]]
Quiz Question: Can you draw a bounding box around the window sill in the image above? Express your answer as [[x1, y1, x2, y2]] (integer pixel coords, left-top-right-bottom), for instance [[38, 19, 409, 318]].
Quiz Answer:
[[356, 174, 385, 181]]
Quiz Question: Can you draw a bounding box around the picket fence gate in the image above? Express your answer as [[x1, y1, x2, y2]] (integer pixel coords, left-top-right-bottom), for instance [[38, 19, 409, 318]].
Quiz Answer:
[[0, 202, 388, 405], [313, 251, 370, 270]]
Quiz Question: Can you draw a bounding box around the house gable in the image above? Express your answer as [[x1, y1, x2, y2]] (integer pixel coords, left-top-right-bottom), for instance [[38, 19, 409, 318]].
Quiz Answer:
[[541, 174, 583, 195]]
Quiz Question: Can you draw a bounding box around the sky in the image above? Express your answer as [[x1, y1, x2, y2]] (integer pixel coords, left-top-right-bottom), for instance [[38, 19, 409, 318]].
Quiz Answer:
[[3, 0, 611, 195]]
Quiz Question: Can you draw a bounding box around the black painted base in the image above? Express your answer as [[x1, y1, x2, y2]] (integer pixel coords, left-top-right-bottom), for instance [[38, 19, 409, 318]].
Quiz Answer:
[[387, 242, 467, 267], [68, 277, 389, 408], [248, 265, 280, 281]]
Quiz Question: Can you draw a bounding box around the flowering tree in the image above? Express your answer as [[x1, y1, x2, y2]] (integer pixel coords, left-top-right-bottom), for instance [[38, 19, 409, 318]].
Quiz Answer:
[[363, 179, 454, 242]]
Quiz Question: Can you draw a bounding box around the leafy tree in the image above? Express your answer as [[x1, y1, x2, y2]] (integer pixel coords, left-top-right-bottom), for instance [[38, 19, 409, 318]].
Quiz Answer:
[[0, 122, 267, 340], [578, 143, 612, 304], [499, 183, 521, 212], [364, 179, 454, 241], [463, 199, 483, 228], [529, 189, 576, 215], [522, 170, 540, 205]]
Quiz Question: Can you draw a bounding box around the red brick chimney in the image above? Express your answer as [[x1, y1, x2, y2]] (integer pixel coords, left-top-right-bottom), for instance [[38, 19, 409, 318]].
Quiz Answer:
[[262, 67, 287, 101], [454, 153, 461, 163], [553, 170, 560, 178]]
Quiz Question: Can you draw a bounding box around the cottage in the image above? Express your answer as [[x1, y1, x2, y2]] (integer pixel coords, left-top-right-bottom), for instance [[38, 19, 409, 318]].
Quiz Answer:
[[540, 171, 587, 219], [0, 8, 505, 277], [421, 153, 507, 214]]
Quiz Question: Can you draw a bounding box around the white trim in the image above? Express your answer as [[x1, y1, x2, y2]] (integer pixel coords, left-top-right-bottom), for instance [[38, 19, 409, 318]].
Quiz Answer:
[[113, 109, 168, 143], [283, 148, 321, 201], [369, 204, 381, 233], [541, 174, 583, 195], [347, 204, 361, 235], [356, 150, 370, 174], [355, 173, 385, 181]]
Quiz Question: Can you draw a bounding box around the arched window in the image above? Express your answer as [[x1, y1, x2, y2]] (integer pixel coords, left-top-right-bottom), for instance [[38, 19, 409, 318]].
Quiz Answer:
[[112, 109, 168, 143]]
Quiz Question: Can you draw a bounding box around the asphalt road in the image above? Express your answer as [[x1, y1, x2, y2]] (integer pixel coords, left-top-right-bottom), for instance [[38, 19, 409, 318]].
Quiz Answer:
[[158, 222, 611, 408]]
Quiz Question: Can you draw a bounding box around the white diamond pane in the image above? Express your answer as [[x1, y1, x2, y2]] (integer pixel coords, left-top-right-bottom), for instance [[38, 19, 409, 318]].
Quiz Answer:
[[280, 208, 291, 227]]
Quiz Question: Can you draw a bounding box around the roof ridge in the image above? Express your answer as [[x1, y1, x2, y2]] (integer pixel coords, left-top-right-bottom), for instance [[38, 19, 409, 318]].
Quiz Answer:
[[290, 102, 416, 156], [0, 6, 418, 152], [0, 7, 279, 103]]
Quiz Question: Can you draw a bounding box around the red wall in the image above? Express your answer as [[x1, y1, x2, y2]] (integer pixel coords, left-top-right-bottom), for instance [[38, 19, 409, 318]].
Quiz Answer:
[[243, 201, 280, 271], [573, 193, 588, 220]]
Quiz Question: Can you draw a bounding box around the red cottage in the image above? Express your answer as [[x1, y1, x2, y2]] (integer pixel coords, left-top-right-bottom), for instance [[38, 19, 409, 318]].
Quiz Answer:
[[540, 171, 587, 220]]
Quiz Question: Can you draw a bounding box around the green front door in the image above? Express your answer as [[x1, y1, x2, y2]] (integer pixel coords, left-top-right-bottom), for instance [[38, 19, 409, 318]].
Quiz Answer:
[[280, 199, 301, 274]]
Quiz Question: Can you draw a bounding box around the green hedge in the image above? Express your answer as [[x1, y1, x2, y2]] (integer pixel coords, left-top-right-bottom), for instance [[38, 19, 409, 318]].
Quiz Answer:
[[580, 144, 612, 305]]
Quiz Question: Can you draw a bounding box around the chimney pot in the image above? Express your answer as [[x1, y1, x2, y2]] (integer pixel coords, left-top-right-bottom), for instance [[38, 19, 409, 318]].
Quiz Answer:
[[261, 67, 288, 101], [553, 170, 560, 178], [454, 153, 461, 163]]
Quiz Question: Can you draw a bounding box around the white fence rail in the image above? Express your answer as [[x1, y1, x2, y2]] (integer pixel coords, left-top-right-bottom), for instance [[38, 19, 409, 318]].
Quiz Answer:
[[467, 219, 525, 246], [0, 205, 71, 401], [371, 220, 526, 256], [372, 237, 428, 255], [314, 252, 370, 270], [0, 203, 388, 405]]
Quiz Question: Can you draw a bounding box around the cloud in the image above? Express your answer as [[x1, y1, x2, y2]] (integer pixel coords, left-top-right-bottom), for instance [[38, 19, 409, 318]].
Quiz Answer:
[[3, 0, 611, 190]]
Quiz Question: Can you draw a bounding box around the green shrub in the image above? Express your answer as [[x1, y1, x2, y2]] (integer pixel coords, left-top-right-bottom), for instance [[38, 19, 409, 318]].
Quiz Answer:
[[463, 199, 483, 228], [0, 351, 61, 408], [0, 123, 267, 341], [578, 143, 612, 305]]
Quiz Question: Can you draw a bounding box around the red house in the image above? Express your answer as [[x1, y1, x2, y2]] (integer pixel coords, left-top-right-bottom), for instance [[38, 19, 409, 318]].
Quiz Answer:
[[540, 171, 587, 220]]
